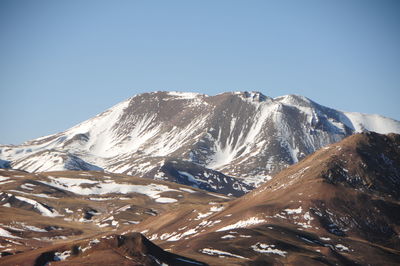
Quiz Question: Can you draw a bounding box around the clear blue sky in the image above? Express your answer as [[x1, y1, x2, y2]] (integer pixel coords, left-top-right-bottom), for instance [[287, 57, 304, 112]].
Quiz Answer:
[[1, 0, 399, 144]]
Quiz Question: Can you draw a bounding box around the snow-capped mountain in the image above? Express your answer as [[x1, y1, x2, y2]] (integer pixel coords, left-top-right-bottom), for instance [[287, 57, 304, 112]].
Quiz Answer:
[[1, 91, 400, 189]]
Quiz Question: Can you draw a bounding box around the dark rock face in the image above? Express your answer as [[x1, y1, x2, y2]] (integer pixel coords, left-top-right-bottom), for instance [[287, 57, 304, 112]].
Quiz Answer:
[[155, 159, 253, 196], [0, 159, 10, 169]]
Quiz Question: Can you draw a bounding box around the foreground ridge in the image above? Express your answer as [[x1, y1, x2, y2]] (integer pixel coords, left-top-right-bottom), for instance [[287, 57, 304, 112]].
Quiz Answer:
[[0, 231, 208, 266]]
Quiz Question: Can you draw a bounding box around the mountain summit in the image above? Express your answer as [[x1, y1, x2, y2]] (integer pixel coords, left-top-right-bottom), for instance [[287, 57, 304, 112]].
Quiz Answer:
[[1, 91, 400, 193]]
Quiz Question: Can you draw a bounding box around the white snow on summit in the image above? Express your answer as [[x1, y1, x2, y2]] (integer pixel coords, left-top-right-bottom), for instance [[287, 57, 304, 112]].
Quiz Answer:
[[343, 112, 400, 134]]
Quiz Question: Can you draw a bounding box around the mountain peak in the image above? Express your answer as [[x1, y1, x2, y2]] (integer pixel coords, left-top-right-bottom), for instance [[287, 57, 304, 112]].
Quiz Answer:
[[274, 94, 313, 107], [234, 91, 268, 101]]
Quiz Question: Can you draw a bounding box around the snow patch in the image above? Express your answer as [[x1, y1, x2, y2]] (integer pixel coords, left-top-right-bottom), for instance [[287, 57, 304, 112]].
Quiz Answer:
[[40, 177, 178, 199], [200, 248, 247, 259], [216, 217, 266, 232], [179, 187, 197, 193], [155, 197, 177, 203], [251, 242, 287, 257], [54, 250, 71, 261], [210, 205, 224, 212], [0, 228, 21, 239], [0, 176, 10, 182], [335, 244, 350, 252], [221, 234, 236, 239], [15, 196, 60, 217], [284, 206, 302, 214], [20, 184, 34, 190], [320, 237, 331, 241]]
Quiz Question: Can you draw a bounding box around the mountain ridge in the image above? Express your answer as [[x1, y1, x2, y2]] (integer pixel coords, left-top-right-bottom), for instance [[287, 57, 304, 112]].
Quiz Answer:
[[1, 91, 400, 194]]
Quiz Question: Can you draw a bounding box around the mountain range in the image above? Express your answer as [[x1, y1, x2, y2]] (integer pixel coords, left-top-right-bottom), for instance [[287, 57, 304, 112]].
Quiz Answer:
[[1, 91, 400, 196]]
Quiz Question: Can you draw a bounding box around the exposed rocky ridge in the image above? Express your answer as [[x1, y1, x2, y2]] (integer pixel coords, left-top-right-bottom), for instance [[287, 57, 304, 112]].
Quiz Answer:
[[1, 91, 400, 194]]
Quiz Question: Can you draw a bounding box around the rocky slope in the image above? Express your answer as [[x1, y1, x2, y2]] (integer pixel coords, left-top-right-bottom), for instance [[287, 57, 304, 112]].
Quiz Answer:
[[0, 168, 229, 261], [128, 132, 400, 265], [1, 91, 400, 194]]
